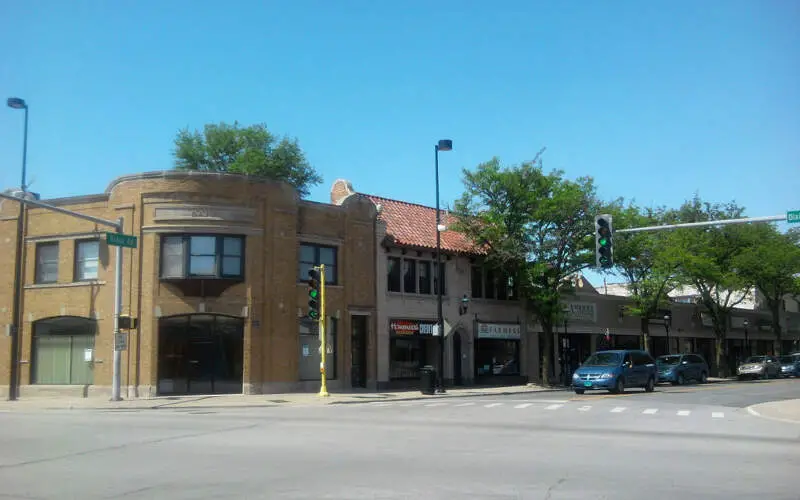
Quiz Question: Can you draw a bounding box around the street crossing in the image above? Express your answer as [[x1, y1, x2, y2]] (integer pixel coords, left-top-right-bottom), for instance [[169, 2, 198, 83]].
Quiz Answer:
[[355, 398, 736, 420]]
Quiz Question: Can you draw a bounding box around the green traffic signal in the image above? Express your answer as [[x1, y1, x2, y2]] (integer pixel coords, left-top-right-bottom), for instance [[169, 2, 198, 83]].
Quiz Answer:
[[309, 289, 319, 299]]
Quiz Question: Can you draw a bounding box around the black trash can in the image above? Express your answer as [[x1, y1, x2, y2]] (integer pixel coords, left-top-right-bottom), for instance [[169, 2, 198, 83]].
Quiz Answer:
[[420, 365, 436, 395]]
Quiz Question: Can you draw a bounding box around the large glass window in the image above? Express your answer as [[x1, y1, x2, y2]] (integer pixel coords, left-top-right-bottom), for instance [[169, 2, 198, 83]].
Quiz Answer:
[[470, 265, 517, 301], [475, 339, 520, 376], [160, 235, 245, 279], [298, 317, 337, 380], [386, 255, 446, 296], [35, 242, 59, 284], [390, 337, 425, 379], [298, 244, 338, 284], [75, 240, 100, 281], [32, 316, 97, 385], [387, 257, 401, 292]]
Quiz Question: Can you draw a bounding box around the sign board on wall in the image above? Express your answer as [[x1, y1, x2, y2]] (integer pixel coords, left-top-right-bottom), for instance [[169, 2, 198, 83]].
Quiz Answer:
[[390, 319, 438, 336], [565, 302, 597, 323], [477, 323, 521, 340]]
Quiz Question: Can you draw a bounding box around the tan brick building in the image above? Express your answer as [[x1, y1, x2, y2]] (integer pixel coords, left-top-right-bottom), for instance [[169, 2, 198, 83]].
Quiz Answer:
[[0, 171, 378, 398]]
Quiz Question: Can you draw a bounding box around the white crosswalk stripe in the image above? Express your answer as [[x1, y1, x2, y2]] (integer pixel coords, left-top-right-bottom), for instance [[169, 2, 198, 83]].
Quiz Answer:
[[355, 401, 731, 420]]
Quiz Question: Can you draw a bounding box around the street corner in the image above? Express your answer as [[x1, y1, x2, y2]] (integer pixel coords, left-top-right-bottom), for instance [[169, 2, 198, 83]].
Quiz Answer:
[[746, 399, 800, 425]]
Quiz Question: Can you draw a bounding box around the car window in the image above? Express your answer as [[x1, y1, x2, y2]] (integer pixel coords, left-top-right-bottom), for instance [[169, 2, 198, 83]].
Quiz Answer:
[[632, 351, 651, 366], [779, 356, 793, 363], [657, 355, 681, 366], [623, 353, 633, 366], [582, 352, 621, 366], [689, 355, 704, 364]]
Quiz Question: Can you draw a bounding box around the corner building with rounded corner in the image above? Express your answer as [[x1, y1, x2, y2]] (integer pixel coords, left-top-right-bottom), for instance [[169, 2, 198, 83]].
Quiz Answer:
[[0, 171, 378, 398]]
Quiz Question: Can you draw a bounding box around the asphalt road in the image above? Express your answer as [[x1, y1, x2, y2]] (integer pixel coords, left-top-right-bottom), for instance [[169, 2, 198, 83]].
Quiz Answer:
[[0, 380, 798, 500]]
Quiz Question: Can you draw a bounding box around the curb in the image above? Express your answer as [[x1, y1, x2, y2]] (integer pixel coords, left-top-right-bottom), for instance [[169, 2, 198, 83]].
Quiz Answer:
[[327, 387, 569, 405], [745, 403, 800, 426]]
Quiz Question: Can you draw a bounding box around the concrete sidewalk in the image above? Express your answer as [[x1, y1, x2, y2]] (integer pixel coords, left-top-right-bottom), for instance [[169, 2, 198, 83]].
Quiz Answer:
[[0, 383, 563, 412], [746, 399, 800, 425]]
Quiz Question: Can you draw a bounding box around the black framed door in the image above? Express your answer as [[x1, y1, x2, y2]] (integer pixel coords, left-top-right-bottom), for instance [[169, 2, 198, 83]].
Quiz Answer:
[[351, 315, 368, 388], [158, 314, 244, 395], [453, 332, 463, 385]]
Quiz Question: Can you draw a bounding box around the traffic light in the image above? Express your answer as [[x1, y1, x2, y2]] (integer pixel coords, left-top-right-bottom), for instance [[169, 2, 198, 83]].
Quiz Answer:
[[307, 268, 321, 320], [595, 214, 614, 269]]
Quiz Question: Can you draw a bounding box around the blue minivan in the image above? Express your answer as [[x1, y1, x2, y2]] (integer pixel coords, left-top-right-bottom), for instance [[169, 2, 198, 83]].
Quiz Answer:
[[571, 350, 657, 395]]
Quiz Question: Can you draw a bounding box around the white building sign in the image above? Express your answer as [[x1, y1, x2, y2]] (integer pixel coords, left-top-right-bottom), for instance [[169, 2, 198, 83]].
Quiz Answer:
[[477, 323, 521, 340]]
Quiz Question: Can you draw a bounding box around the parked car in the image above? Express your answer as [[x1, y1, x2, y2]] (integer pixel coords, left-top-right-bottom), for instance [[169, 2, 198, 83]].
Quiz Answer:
[[571, 350, 657, 395], [736, 355, 781, 380], [778, 354, 800, 378], [656, 353, 709, 385]]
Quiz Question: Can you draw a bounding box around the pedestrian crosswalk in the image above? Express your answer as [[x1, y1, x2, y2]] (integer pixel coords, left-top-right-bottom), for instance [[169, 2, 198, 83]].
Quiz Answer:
[[360, 399, 730, 419]]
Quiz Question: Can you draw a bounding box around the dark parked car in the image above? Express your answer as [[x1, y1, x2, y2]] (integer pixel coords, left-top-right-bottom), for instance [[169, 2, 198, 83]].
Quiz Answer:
[[779, 354, 800, 378], [656, 353, 709, 385], [571, 350, 657, 395]]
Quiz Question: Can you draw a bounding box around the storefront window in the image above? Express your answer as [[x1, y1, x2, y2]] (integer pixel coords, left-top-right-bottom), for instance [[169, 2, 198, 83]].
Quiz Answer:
[[390, 337, 424, 379], [475, 339, 519, 376]]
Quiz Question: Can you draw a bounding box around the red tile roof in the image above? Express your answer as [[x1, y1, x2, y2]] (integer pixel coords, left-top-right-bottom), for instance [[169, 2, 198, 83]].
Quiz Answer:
[[361, 194, 484, 255]]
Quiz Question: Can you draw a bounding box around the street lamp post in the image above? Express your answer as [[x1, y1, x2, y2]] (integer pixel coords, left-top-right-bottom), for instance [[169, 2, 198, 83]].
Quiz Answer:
[[562, 306, 570, 386], [664, 314, 672, 354], [743, 319, 750, 359], [6, 97, 29, 402], [434, 139, 452, 394]]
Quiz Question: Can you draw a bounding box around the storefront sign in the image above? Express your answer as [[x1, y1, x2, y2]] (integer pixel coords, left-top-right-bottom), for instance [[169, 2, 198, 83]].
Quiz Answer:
[[390, 319, 437, 336], [477, 323, 521, 340], [565, 302, 596, 323]]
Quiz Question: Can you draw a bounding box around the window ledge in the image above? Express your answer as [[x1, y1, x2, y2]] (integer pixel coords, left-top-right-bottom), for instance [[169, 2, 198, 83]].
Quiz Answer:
[[469, 297, 520, 304], [26, 281, 106, 290], [387, 292, 450, 299]]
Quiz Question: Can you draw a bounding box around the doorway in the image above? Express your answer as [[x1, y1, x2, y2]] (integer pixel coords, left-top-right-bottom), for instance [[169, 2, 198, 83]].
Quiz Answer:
[[157, 314, 244, 395], [350, 315, 368, 388], [452, 331, 463, 385]]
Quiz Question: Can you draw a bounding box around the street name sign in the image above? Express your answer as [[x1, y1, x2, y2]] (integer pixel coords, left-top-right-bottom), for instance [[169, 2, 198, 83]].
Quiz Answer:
[[788, 210, 800, 224], [106, 232, 138, 248]]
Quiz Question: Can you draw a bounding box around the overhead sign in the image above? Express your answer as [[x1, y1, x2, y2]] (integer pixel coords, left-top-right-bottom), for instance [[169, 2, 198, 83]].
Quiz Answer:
[[477, 323, 521, 340], [106, 232, 138, 248], [788, 210, 800, 224], [390, 319, 437, 336]]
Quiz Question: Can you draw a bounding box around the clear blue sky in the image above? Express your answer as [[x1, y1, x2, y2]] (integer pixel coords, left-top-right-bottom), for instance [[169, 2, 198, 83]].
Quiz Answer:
[[2, 1, 798, 285]]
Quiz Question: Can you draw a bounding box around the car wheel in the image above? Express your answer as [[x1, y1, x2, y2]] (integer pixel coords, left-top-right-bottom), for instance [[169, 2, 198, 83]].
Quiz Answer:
[[677, 373, 685, 385], [700, 371, 708, 384], [645, 377, 655, 392], [610, 378, 624, 394], [574, 389, 585, 395]]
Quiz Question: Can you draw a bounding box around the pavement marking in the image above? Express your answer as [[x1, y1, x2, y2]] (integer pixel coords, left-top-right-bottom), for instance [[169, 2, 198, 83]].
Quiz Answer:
[[484, 403, 503, 408], [424, 402, 447, 407], [642, 408, 659, 415], [610, 407, 627, 413], [677, 410, 691, 416], [545, 404, 564, 410], [712, 412, 725, 419], [370, 402, 394, 407], [454, 402, 475, 407], [578, 405, 592, 412], [514, 403, 533, 409]]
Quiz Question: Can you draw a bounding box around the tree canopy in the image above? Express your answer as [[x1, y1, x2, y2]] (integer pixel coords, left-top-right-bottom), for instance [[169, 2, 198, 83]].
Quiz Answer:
[[172, 121, 323, 197]]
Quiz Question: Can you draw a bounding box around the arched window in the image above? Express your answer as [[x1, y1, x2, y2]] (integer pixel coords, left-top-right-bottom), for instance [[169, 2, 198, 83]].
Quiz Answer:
[[32, 316, 97, 385]]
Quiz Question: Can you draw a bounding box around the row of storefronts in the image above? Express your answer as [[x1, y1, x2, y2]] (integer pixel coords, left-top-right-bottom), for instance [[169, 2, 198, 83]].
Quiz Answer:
[[2, 173, 799, 398]]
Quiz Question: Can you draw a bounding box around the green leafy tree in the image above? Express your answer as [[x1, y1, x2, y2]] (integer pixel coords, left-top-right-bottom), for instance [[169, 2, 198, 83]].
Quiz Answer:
[[736, 225, 800, 354], [672, 195, 751, 376], [172, 121, 322, 197], [607, 202, 681, 353], [452, 151, 603, 384]]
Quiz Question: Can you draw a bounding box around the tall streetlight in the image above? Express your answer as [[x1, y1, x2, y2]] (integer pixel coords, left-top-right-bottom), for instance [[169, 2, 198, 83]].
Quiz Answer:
[[6, 97, 29, 401], [434, 139, 452, 394], [664, 314, 672, 354]]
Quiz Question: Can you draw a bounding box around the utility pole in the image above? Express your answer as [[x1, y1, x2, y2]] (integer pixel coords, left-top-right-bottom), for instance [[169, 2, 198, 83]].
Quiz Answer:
[[318, 264, 329, 397], [0, 192, 130, 401]]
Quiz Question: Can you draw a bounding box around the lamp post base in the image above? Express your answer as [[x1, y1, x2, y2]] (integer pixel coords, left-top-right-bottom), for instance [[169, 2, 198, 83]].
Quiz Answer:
[[435, 386, 447, 394]]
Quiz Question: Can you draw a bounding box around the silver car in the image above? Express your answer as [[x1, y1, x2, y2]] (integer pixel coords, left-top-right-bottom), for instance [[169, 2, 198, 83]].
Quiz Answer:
[[737, 355, 781, 380]]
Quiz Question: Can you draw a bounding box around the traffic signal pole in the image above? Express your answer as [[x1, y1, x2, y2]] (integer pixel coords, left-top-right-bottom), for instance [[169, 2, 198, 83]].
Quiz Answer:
[[614, 214, 789, 234], [318, 264, 329, 397]]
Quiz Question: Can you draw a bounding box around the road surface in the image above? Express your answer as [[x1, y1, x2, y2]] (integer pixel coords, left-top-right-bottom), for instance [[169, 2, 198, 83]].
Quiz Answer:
[[0, 379, 797, 499]]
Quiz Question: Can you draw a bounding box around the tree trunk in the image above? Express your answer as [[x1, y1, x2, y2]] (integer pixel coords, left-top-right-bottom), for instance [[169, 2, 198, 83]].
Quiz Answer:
[[714, 335, 729, 378], [770, 302, 783, 355], [640, 317, 651, 353], [540, 326, 553, 386]]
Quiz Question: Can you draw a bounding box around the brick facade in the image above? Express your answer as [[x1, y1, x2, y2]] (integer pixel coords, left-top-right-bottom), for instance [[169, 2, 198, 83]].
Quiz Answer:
[[0, 171, 378, 398]]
